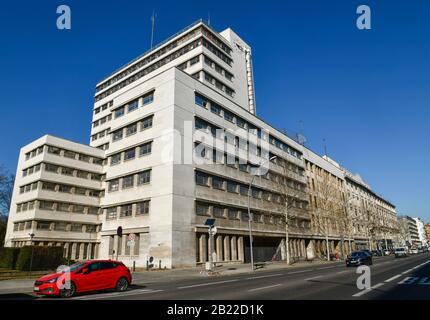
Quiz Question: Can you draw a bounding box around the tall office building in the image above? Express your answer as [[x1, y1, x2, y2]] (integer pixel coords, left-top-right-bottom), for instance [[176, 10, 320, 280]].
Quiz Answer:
[[4, 20, 398, 268]]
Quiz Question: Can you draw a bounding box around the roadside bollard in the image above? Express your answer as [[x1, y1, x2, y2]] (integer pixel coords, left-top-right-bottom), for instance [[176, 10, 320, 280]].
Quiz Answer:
[[146, 260, 149, 271], [133, 261, 136, 272], [159, 260, 161, 270]]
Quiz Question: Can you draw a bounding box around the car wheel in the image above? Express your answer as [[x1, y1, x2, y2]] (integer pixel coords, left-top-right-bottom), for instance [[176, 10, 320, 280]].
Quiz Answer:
[[116, 277, 129, 292], [60, 281, 76, 298]]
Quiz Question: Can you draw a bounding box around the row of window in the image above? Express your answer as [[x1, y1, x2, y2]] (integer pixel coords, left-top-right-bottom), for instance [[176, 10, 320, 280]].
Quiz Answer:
[[13, 220, 98, 233], [41, 181, 104, 198], [22, 163, 42, 177], [193, 139, 306, 193], [47, 145, 104, 165], [202, 71, 235, 97], [108, 233, 140, 256], [95, 37, 203, 102], [204, 55, 233, 81], [113, 91, 154, 120], [96, 25, 205, 92], [17, 200, 100, 215], [110, 141, 152, 166], [93, 114, 112, 128], [195, 93, 303, 160], [91, 128, 111, 142], [112, 115, 153, 143], [43, 162, 105, 181], [94, 100, 113, 115], [108, 169, 151, 192], [95, 142, 110, 151], [195, 171, 308, 209], [25, 146, 44, 161], [106, 200, 150, 219]]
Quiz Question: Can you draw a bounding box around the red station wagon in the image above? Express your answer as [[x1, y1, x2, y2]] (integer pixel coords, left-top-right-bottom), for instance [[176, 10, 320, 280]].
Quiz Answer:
[[33, 260, 132, 298]]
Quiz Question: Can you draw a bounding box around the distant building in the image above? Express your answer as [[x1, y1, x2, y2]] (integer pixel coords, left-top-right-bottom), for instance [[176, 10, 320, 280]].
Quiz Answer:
[[413, 217, 427, 247], [397, 215, 420, 247]]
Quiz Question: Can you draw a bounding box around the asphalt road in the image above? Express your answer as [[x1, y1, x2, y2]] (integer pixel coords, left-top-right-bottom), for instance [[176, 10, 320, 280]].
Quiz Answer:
[[2, 253, 429, 300], [75, 252, 430, 300]]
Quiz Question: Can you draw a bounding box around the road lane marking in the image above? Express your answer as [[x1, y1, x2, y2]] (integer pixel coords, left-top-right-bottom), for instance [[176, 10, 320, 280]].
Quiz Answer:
[[317, 266, 337, 270], [73, 289, 164, 300], [246, 273, 283, 280], [177, 279, 238, 289], [385, 274, 402, 283], [352, 283, 384, 297], [305, 275, 323, 281], [401, 268, 414, 275], [336, 270, 350, 275], [248, 284, 282, 292], [287, 269, 312, 274]]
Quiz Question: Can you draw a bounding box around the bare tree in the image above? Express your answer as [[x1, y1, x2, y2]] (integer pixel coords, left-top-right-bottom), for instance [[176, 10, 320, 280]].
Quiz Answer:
[[312, 171, 344, 261], [0, 166, 14, 247]]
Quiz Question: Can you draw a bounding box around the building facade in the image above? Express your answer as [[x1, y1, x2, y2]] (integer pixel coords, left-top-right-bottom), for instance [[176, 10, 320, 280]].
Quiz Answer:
[[4, 20, 399, 268], [397, 215, 420, 247], [413, 217, 427, 247]]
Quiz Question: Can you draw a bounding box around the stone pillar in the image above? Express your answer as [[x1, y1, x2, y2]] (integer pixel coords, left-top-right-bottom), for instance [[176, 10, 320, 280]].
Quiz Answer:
[[280, 239, 286, 260], [113, 235, 119, 258], [121, 235, 126, 257], [94, 244, 100, 259], [223, 235, 231, 261], [230, 236, 237, 261], [238, 236, 244, 262], [199, 234, 207, 263], [87, 243, 92, 260], [208, 235, 216, 264], [71, 243, 77, 260], [216, 235, 223, 262], [64, 243, 69, 258], [79, 243, 85, 259], [301, 239, 306, 258]]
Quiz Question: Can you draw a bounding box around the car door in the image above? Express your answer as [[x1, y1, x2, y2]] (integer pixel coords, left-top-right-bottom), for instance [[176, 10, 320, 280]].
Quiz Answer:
[[99, 261, 119, 289], [81, 262, 104, 292]]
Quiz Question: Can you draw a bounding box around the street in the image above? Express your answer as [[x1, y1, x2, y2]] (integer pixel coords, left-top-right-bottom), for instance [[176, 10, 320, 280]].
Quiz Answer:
[[1, 252, 428, 300]]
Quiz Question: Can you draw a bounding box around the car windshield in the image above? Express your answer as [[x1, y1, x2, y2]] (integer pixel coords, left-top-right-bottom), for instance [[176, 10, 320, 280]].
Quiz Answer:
[[61, 262, 87, 272], [351, 252, 363, 257], [395, 248, 405, 252]]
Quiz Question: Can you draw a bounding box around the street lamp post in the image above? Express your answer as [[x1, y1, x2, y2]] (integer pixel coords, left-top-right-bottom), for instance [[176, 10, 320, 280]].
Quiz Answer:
[[247, 156, 277, 271], [28, 233, 35, 275]]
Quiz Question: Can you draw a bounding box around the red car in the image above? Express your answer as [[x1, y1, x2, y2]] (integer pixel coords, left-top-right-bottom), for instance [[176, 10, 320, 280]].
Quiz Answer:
[[33, 260, 132, 298]]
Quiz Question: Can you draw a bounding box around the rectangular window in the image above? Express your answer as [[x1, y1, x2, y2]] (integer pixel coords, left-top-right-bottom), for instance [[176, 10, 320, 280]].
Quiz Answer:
[[239, 164, 249, 173], [58, 185, 72, 193], [58, 203, 70, 212], [64, 150, 76, 159], [122, 175, 134, 189], [227, 181, 238, 193], [196, 202, 210, 216], [112, 129, 123, 142], [55, 222, 67, 231], [139, 142, 152, 156], [42, 182, 56, 191], [88, 207, 99, 215], [190, 55, 200, 65], [143, 92, 154, 105], [106, 207, 117, 220], [212, 176, 224, 190], [61, 167, 74, 176], [137, 170, 151, 185], [73, 205, 85, 213], [239, 185, 249, 196], [196, 171, 209, 186], [136, 201, 150, 215], [124, 148, 136, 161], [128, 100, 139, 112], [108, 179, 119, 192], [195, 94, 208, 108], [115, 106, 125, 118], [111, 153, 121, 165], [224, 110, 234, 123], [213, 206, 225, 218], [47, 146, 61, 155], [76, 170, 88, 179], [141, 116, 153, 130], [120, 204, 133, 217], [39, 201, 54, 211], [210, 103, 221, 116], [126, 123, 137, 136], [79, 154, 90, 162], [228, 208, 238, 220], [37, 222, 51, 231], [71, 224, 82, 232], [34, 164, 41, 172]]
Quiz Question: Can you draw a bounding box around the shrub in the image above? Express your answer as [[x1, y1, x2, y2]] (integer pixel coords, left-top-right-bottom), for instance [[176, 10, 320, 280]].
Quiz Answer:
[[15, 246, 64, 271], [0, 247, 20, 269]]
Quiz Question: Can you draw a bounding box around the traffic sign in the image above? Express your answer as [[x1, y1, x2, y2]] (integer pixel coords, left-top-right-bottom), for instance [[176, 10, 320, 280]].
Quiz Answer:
[[208, 226, 217, 236], [128, 233, 135, 241]]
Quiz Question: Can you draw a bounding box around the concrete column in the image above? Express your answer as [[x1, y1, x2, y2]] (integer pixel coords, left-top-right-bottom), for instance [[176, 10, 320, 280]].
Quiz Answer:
[[94, 244, 100, 259], [79, 243, 85, 259], [208, 235, 216, 264], [216, 235, 223, 262], [238, 236, 244, 262], [87, 243, 92, 260], [71, 243, 77, 259], [113, 235, 119, 258], [64, 243, 69, 258], [230, 236, 237, 261], [301, 239, 306, 258], [280, 239, 286, 260], [199, 234, 207, 263], [223, 235, 231, 261], [121, 235, 126, 257]]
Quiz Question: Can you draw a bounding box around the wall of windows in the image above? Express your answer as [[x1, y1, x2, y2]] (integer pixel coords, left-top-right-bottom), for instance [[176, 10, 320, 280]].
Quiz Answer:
[[46, 145, 104, 165], [111, 115, 153, 143], [109, 142, 152, 166], [107, 169, 151, 193], [112, 91, 154, 120], [105, 200, 150, 220]]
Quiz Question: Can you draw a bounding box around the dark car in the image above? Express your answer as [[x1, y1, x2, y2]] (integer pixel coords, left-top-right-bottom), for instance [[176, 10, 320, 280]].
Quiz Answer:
[[362, 250, 373, 257], [33, 260, 132, 298], [346, 251, 373, 267], [371, 250, 382, 256]]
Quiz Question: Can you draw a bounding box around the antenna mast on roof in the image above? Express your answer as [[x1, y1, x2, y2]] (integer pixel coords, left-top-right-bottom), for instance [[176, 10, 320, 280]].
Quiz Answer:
[[150, 10, 157, 49]]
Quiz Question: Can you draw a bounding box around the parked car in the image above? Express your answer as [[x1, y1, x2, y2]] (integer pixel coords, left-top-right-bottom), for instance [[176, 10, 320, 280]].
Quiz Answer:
[[394, 247, 408, 258], [383, 249, 392, 256], [410, 248, 419, 254], [33, 260, 132, 298], [362, 250, 373, 257], [346, 251, 373, 267], [371, 250, 382, 256]]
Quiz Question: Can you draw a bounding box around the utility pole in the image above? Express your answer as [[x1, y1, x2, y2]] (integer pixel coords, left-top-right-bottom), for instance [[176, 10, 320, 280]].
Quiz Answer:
[[28, 233, 35, 275], [150, 10, 156, 49]]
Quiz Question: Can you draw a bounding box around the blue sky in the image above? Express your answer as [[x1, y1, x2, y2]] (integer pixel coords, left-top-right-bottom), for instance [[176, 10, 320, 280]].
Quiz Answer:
[[0, 1, 429, 221]]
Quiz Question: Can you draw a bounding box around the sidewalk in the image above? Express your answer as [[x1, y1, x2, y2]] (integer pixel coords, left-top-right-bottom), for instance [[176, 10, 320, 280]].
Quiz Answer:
[[0, 258, 343, 294]]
